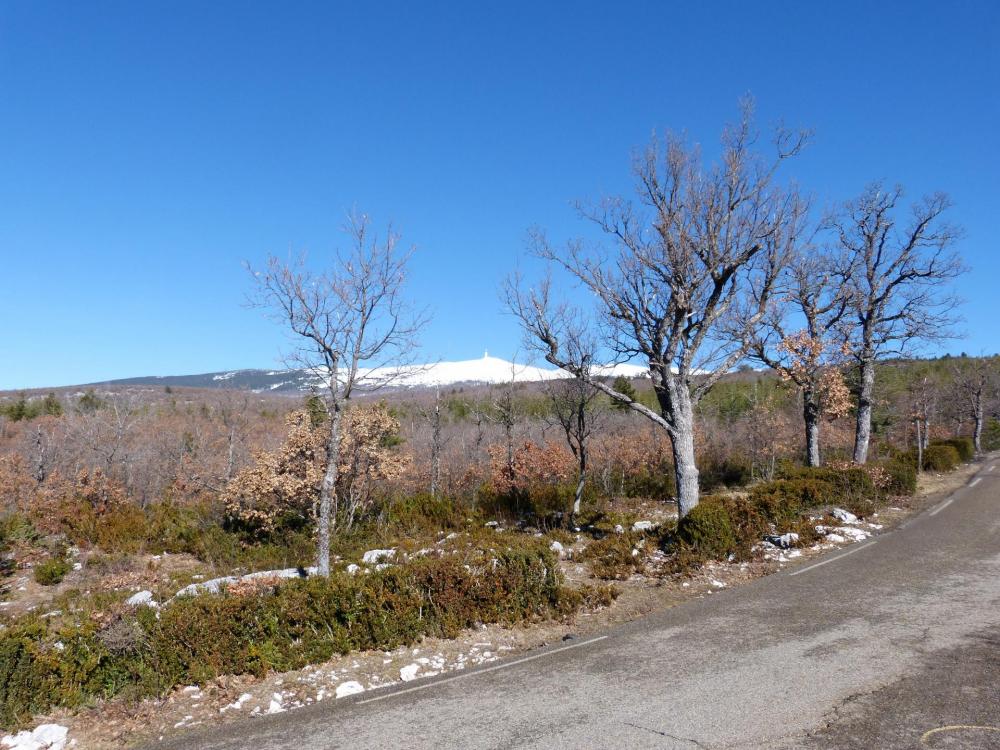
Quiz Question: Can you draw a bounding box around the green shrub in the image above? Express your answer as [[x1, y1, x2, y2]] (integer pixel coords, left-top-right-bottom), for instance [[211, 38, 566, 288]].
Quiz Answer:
[[33, 557, 70, 586], [700, 458, 751, 491], [622, 466, 676, 500], [478, 482, 599, 527], [676, 497, 738, 560], [778, 466, 883, 517], [382, 493, 469, 534], [923, 444, 960, 472], [984, 419, 1000, 451], [676, 466, 887, 563], [880, 454, 918, 496], [0, 541, 578, 729], [932, 438, 974, 462], [579, 532, 649, 580]]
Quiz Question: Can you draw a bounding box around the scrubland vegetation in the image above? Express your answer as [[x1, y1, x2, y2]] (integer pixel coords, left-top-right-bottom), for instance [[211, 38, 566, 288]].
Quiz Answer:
[[0, 355, 994, 728], [1, 105, 998, 733]]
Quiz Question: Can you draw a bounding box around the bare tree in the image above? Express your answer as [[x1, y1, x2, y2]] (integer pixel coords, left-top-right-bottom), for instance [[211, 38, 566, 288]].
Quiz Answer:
[[953, 356, 999, 454], [908, 373, 937, 470], [749, 248, 852, 466], [831, 184, 965, 463], [417, 389, 449, 498], [483, 367, 522, 482], [544, 374, 603, 521], [249, 211, 425, 575], [507, 102, 807, 516]]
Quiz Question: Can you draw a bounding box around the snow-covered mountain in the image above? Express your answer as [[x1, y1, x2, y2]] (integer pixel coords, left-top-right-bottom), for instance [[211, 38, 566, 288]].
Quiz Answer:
[[352, 354, 646, 389], [92, 354, 647, 394]]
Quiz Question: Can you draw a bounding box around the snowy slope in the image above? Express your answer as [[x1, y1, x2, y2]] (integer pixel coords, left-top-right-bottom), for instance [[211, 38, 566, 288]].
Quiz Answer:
[[90, 355, 648, 394]]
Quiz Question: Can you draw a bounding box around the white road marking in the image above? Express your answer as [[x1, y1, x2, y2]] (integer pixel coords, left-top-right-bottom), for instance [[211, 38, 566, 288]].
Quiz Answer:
[[970, 477, 981, 487], [929, 497, 955, 517], [355, 635, 610, 705], [788, 540, 876, 577]]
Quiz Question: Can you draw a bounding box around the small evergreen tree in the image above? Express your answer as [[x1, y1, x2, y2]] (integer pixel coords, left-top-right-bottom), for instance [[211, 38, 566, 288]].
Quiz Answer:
[[41, 393, 63, 417], [611, 376, 636, 411]]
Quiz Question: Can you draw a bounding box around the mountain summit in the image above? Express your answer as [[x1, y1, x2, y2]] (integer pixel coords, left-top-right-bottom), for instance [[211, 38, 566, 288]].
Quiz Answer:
[[90, 355, 647, 394]]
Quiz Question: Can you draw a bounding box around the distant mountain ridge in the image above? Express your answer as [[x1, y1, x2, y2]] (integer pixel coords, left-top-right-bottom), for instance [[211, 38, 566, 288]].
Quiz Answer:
[[88, 355, 648, 394]]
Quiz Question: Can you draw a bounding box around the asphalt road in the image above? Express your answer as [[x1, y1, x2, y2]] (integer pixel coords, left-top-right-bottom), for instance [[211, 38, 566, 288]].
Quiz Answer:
[[154, 457, 1000, 750]]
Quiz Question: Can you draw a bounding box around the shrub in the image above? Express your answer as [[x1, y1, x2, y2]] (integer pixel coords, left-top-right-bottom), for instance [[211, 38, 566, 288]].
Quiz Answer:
[[984, 419, 1000, 451], [778, 466, 883, 517], [932, 438, 974, 462], [923, 444, 960, 472], [676, 466, 887, 563], [676, 496, 738, 560], [579, 532, 649, 580], [879, 454, 918, 496], [33, 557, 70, 586], [700, 458, 751, 491], [0, 542, 578, 729], [622, 467, 676, 500]]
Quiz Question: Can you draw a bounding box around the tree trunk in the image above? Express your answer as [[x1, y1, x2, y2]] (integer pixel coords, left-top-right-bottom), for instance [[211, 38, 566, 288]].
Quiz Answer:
[[915, 419, 924, 472], [317, 403, 341, 576], [972, 393, 983, 454], [853, 358, 876, 464], [572, 448, 587, 520], [668, 391, 700, 517], [430, 393, 442, 498], [803, 390, 821, 468]]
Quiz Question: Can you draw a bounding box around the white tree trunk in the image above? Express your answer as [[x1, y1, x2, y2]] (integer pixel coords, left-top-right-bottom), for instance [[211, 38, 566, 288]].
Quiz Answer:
[[317, 404, 341, 576], [668, 389, 700, 517], [803, 390, 821, 468], [972, 393, 983, 454], [853, 358, 876, 464]]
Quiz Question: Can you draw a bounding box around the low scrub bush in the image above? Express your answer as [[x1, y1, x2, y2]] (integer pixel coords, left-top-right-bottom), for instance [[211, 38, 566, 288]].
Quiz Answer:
[[932, 438, 974, 462], [879, 453, 918, 496], [699, 458, 751, 492], [778, 466, 883, 517], [478, 482, 598, 528], [923, 444, 960, 472], [579, 532, 649, 580], [675, 496, 738, 560], [0, 541, 577, 729], [984, 419, 1000, 452], [33, 557, 70, 586], [677, 466, 887, 562], [622, 467, 676, 500]]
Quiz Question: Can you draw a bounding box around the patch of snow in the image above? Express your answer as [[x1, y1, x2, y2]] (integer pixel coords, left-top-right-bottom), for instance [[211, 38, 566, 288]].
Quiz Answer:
[[220, 693, 252, 713], [831, 508, 858, 524], [710, 579, 726, 588], [549, 541, 564, 557], [399, 663, 420, 682], [361, 549, 395, 564], [345, 564, 361, 575], [613, 524, 624, 535], [836, 526, 869, 542], [266, 694, 285, 714], [126, 590, 157, 608], [1, 724, 69, 750], [632, 520, 655, 532], [335, 681, 365, 698], [172, 567, 317, 599], [824, 533, 846, 543]]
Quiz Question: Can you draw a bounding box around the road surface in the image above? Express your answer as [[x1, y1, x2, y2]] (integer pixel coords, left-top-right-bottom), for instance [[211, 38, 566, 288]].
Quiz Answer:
[[154, 457, 1000, 749]]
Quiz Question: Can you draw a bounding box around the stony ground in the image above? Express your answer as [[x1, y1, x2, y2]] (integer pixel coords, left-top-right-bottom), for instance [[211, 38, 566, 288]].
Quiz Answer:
[[2, 464, 978, 750]]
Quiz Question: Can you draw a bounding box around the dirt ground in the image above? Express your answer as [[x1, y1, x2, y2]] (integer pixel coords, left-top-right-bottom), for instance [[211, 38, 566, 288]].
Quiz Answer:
[[9, 462, 981, 750]]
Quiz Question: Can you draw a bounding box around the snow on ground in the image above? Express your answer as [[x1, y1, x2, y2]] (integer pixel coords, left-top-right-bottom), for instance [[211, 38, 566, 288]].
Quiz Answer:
[[171, 567, 318, 599], [1, 724, 70, 750]]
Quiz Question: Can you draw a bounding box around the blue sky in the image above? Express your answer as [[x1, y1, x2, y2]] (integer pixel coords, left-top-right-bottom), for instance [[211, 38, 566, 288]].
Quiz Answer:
[[1, 1, 997, 390]]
